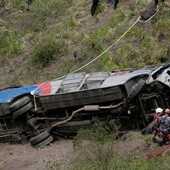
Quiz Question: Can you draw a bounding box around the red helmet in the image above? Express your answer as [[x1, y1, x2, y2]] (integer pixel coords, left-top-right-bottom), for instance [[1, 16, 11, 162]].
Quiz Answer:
[[165, 108, 170, 115]]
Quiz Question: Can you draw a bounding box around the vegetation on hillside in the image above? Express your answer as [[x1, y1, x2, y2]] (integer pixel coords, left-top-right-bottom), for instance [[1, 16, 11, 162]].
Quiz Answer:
[[0, 1, 170, 169], [0, 0, 169, 86], [47, 121, 170, 170]]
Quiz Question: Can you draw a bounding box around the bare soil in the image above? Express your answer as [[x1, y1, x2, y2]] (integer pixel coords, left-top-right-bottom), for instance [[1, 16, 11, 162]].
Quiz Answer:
[[0, 132, 159, 170], [0, 140, 74, 170]]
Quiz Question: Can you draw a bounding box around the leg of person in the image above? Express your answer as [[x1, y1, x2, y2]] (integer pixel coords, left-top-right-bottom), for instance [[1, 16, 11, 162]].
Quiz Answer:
[[155, 0, 158, 6], [91, 0, 99, 16], [114, 0, 119, 9]]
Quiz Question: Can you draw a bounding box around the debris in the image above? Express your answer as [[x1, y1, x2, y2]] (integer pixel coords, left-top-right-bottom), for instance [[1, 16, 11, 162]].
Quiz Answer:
[[140, 6, 157, 21]]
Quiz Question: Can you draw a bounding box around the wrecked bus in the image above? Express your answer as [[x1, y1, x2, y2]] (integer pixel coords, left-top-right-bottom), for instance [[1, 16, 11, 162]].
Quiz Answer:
[[0, 63, 170, 147]]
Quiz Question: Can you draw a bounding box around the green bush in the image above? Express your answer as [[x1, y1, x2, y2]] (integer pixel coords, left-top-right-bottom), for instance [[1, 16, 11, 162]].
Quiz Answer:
[[87, 8, 126, 52], [87, 27, 107, 51], [99, 51, 116, 70], [70, 147, 170, 170], [8, 0, 24, 8], [141, 36, 155, 49], [154, 17, 170, 32], [31, 0, 72, 18], [73, 118, 117, 147], [126, 27, 144, 39], [31, 35, 67, 67], [62, 16, 78, 31], [26, 14, 45, 32], [0, 29, 23, 56], [70, 130, 170, 170], [155, 47, 168, 63], [108, 9, 126, 28]]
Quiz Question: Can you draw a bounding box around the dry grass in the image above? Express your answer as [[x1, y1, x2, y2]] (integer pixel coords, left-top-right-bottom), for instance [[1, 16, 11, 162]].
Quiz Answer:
[[0, 0, 170, 87]]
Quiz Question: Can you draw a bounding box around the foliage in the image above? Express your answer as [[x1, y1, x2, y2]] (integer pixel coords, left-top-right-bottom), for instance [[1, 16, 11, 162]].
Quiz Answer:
[[70, 118, 168, 170], [25, 14, 45, 32], [6, 74, 21, 87], [99, 52, 114, 70], [8, 0, 24, 8], [62, 16, 78, 31], [2, 1, 170, 169], [1, 0, 170, 89], [141, 36, 154, 48], [31, 35, 67, 67], [70, 156, 170, 170], [125, 27, 144, 39], [73, 118, 117, 147], [108, 9, 126, 28], [86, 9, 125, 54], [155, 48, 168, 63], [31, 0, 72, 18], [70, 130, 170, 170], [0, 29, 23, 56]]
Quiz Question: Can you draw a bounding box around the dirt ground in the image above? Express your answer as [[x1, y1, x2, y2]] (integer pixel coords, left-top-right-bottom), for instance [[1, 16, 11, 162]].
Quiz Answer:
[[0, 131, 162, 170], [0, 140, 74, 170]]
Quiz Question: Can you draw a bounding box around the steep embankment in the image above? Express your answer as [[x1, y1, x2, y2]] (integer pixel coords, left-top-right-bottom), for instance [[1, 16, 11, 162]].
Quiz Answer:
[[0, 0, 170, 87]]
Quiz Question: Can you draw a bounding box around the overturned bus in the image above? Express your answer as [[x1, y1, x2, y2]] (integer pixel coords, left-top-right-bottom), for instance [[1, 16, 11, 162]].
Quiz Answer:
[[0, 63, 170, 147]]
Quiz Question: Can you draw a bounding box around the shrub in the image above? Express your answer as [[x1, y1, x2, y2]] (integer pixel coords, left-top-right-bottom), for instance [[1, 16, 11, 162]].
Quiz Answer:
[[108, 9, 126, 28], [0, 29, 23, 56], [9, 0, 24, 9], [70, 153, 170, 170], [62, 16, 78, 31], [73, 118, 117, 147], [31, 35, 67, 67], [31, 0, 72, 18], [99, 51, 116, 70], [141, 36, 155, 49], [125, 27, 144, 39], [87, 28, 106, 52]]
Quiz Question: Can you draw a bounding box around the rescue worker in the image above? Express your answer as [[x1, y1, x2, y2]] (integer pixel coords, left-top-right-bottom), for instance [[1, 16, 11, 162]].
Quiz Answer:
[[155, 0, 165, 6], [114, 0, 119, 9], [155, 108, 170, 145], [152, 108, 163, 141], [91, 0, 99, 16], [91, 0, 120, 16]]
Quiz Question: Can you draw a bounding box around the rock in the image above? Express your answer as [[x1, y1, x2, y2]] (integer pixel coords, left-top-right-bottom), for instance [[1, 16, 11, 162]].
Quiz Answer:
[[140, 7, 157, 21], [158, 32, 165, 42]]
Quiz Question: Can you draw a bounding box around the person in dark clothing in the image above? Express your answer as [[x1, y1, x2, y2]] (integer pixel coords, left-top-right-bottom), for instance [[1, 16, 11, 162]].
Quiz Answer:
[[91, 0, 120, 16], [155, 0, 165, 6], [91, 0, 99, 16], [154, 108, 170, 145], [113, 0, 119, 9]]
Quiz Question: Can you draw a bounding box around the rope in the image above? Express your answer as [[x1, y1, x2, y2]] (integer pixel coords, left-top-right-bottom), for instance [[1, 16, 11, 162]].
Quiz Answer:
[[53, 7, 159, 80], [138, 6, 159, 23], [31, 6, 159, 111], [54, 18, 139, 80], [31, 82, 46, 111]]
